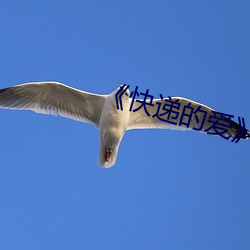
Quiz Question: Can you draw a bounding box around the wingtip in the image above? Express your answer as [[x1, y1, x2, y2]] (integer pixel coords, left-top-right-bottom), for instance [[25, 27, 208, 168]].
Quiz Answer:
[[0, 88, 8, 94], [231, 120, 250, 139], [246, 130, 250, 139]]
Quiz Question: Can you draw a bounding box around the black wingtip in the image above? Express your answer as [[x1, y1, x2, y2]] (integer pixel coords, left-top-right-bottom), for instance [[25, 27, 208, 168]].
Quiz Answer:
[[231, 119, 250, 139], [0, 88, 8, 94], [246, 130, 250, 139]]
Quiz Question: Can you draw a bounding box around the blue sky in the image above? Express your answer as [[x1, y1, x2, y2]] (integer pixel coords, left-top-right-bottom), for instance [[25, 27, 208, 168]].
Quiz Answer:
[[0, 1, 249, 249]]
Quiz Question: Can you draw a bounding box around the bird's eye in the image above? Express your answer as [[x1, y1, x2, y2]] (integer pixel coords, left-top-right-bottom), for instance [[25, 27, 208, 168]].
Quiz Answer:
[[125, 92, 129, 96]]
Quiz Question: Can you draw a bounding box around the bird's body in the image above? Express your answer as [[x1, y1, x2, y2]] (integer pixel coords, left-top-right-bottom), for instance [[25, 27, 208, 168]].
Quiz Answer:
[[98, 88, 131, 167], [0, 82, 249, 168]]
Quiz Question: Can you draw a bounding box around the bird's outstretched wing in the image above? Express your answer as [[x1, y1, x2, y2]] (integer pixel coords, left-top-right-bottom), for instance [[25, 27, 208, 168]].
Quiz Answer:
[[128, 96, 250, 139], [0, 82, 106, 127]]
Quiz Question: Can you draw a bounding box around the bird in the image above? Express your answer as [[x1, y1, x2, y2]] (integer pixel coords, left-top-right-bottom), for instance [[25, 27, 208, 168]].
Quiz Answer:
[[0, 82, 249, 168]]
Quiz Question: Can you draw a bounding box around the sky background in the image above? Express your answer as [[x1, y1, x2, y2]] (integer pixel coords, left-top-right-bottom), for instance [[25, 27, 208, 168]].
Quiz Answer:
[[0, 1, 249, 249]]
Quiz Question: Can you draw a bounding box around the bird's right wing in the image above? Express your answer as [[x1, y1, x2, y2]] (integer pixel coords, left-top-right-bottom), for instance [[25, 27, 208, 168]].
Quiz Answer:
[[0, 82, 107, 127], [128, 96, 250, 139]]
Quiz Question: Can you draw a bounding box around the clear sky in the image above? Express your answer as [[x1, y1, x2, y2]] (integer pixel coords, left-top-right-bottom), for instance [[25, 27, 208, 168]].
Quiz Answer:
[[0, 1, 249, 249]]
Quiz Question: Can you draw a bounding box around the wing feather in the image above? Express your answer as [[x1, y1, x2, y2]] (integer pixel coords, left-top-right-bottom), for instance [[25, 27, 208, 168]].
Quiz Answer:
[[0, 82, 106, 127], [128, 96, 249, 139]]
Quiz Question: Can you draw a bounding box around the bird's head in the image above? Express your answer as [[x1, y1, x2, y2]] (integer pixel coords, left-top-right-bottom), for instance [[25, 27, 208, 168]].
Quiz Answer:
[[118, 84, 130, 97]]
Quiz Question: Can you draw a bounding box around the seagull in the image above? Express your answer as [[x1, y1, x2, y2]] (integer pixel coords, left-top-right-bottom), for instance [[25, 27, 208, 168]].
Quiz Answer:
[[0, 82, 249, 168]]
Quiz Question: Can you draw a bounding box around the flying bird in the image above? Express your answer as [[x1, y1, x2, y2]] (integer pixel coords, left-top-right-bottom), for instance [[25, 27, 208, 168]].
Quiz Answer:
[[0, 82, 249, 168]]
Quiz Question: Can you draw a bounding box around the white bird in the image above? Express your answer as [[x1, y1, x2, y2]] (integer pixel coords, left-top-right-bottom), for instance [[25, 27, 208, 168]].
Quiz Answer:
[[0, 82, 249, 168]]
